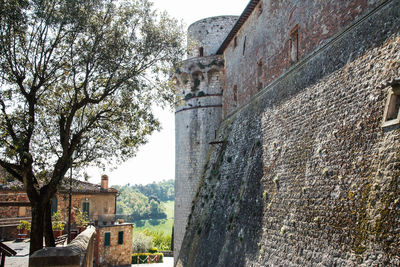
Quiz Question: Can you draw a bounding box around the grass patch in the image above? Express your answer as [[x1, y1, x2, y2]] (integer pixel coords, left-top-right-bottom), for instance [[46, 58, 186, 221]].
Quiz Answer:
[[132, 201, 174, 236], [162, 201, 174, 219]]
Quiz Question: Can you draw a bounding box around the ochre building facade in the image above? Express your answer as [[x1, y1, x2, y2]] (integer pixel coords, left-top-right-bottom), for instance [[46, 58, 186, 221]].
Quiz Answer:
[[0, 174, 117, 240]]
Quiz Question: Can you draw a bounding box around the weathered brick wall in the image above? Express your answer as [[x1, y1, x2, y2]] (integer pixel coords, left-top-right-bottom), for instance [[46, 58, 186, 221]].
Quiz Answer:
[[57, 193, 116, 223], [94, 224, 133, 266], [177, 1, 400, 266], [0, 191, 30, 218], [223, 0, 383, 117], [0, 191, 31, 240], [0, 190, 115, 229]]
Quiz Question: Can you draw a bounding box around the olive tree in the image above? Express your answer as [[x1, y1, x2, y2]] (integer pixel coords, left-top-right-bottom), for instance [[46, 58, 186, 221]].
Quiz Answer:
[[0, 0, 184, 254]]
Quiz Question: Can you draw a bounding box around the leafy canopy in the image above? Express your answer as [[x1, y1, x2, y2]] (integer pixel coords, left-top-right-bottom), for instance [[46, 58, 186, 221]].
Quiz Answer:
[[0, 0, 184, 181]]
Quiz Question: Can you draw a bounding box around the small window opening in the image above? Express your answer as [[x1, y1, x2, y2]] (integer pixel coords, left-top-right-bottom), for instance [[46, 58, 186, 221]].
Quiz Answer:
[[257, 3, 263, 16], [234, 37, 238, 48], [82, 201, 89, 217], [51, 196, 58, 215], [233, 85, 238, 104], [243, 36, 246, 55], [257, 60, 263, 90], [104, 232, 110, 247], [199, 47, 204, 57], [382, 84, 400, 127], [118, 231, 124, 245], [289, 26, 299, 63]]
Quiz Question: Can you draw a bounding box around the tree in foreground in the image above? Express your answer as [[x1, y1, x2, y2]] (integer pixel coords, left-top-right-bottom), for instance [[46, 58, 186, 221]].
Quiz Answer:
[[0, 0, 184, 255]]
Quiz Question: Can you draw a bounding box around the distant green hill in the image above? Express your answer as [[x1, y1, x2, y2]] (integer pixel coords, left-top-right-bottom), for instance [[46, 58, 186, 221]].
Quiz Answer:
[[113, 180, 174, 235], [133, 200, 174, 235]]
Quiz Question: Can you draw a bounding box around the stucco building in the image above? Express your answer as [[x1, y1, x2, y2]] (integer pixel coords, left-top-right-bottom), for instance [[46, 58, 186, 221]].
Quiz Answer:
[[0, 174, 117, 240]]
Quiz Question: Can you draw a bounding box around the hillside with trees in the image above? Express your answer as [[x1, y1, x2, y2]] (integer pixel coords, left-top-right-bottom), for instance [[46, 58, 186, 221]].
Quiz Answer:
[[113, 179, 174, 221]]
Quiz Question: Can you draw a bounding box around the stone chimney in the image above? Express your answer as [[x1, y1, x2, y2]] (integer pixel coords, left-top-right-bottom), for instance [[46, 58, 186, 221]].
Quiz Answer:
[[101, 175, 109, 190]]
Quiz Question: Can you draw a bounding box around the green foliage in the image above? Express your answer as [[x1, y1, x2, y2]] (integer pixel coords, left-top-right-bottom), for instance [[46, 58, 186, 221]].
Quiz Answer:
[[140, 229, 172, 251], [132, 216, 174, 237], [73, 208, 89, 227], [148, 247, 158, 253], [114, 180, 174, 222], [114, 185, 167, 221], [0, 0, 184, 254], [131, 180, 174, 202], [185, 93, 193, 100], [132, 232, 153, 253], [131, 253, 163, 264], [51, 210, 62, 222], [51, 210, 65, 230], [52, 221, 65, 231], [0, 0, 185, 172], [17, 220, 31, 231]]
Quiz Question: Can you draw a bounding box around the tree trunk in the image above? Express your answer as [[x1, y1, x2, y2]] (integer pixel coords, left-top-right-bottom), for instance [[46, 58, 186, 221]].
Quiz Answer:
[[29, 202, 45, 255], [44, 200, 55, 247]]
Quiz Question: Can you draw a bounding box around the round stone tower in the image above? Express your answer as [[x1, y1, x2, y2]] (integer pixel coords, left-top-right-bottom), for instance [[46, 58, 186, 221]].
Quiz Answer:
[[174, 16, 238, 259]]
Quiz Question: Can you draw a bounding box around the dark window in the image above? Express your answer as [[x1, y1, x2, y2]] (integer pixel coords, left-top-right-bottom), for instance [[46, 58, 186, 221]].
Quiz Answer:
[[289, 26, 299, 63], [257, 60, 263, 90], [199, 47, 204, 57], [386, 93, 400, 120], [257, 2, 263, 16], [82, 202, 89, 217], [51, 197, 58, 215], [234, 36, 237, 48], [104, 232, 110, 246], [118, 231, 124, 245], [233, 85, 238, 103], [243, 36, 246, 55]]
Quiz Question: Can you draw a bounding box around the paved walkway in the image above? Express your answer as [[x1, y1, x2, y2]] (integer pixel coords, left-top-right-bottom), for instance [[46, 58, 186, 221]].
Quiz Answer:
[[131, 257, 173, 267], [3, 240, 30, 267], [3, 240, 174, 267]]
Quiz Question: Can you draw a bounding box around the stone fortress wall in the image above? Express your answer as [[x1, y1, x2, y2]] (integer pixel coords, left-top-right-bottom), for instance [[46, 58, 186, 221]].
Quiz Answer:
[[175, 0, 400, 266], [187, 16, 239, 58], [173, 16, 238, 258]]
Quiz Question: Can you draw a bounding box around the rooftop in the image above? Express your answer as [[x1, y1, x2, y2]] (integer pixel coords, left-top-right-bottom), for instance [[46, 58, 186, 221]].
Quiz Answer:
[[0, 177, 117, 194]]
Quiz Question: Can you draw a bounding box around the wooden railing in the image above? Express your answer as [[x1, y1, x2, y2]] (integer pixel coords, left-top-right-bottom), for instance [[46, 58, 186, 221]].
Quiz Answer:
[[0, 242, 16, 267]]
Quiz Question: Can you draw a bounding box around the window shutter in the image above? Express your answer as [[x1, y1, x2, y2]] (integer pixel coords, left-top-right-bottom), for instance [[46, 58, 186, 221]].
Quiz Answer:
[[118, 231, 123, 245], [104, 232, 110, 246]]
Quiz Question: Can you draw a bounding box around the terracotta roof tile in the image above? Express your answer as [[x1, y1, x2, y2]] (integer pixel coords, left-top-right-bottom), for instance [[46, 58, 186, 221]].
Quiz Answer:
[[0, 177, 117, 194]]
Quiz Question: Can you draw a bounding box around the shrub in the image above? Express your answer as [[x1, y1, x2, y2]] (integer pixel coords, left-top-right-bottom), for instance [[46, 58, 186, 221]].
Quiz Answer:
[[141, 229, 172, 251], [132, 253, 163, 264], [132, 232, 153, 253], [51, 210, 65, 230], [52, 210, 62, 221], [148, 247, 158, 253], [17, 220, 31, 231], [74, 208, 89, 227]]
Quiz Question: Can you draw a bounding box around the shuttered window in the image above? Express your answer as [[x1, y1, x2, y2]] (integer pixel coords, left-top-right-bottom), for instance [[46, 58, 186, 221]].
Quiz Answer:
[[82, 202, 89, 216], [118, 231, 123, 245], [104, 232, 110, 246]]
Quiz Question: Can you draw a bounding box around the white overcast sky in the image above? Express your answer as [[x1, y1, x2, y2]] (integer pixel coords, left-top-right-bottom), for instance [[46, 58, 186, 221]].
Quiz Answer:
[[87, 0, 248, 186]]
